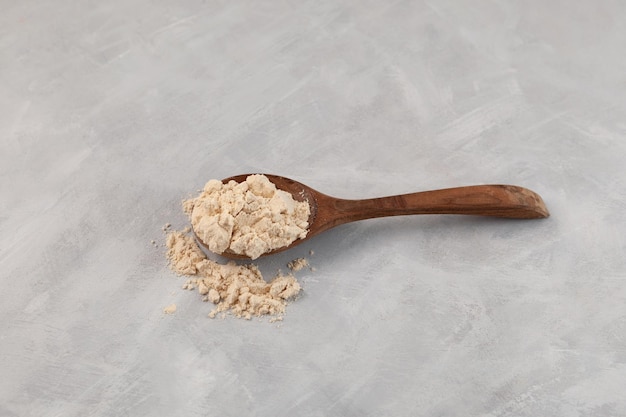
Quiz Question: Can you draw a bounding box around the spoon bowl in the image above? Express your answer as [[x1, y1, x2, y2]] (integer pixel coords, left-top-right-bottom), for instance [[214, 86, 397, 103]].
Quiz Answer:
[[193, 174, 549, 259]]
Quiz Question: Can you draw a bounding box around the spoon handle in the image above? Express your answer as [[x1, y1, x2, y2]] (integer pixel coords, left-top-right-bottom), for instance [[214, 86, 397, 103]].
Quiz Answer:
[[318, 185, 549, 229]]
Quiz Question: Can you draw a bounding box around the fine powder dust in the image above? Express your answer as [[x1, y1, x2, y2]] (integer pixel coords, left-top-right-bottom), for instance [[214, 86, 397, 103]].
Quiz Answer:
[[287, 257, 309, 271], [166, 229, 303, 320], [183, 174, 310, 260], [163, 304, 177, 314]]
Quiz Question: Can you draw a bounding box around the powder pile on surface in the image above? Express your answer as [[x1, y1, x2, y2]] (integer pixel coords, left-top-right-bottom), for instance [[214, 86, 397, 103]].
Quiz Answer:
[[183, 174, 310, 260], [165, 229, 302, 320]]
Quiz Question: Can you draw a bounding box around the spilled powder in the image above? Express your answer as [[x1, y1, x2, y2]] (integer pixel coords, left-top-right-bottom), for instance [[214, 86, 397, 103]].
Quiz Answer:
[[288, 257, 309, 271], [166, 229, 302, 320], [183, 174, 310, 260], [163, 304, 177, 314]]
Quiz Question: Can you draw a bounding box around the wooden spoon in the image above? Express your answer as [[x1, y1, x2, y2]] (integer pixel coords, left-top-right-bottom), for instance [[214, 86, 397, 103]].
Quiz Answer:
[[194, 174, 549, 259]]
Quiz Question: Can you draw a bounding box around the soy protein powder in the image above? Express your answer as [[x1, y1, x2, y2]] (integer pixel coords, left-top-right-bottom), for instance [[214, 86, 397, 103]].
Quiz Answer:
[[164, 174, 311, 320], [166, 229, 302, 320], [184, 174, 310, 260]]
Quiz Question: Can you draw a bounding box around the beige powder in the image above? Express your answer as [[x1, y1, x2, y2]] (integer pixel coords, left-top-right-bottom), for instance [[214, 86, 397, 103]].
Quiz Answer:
[[287, 257, 309, 271], [163, 304, 177, 314], [166, 228, 204, 275], [184, 174, 310, 260], [166, 229, 301, 320]]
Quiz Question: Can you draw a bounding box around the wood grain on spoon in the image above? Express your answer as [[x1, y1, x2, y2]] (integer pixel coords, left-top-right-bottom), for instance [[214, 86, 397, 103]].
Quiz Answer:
[[195, 174, 549, 259]]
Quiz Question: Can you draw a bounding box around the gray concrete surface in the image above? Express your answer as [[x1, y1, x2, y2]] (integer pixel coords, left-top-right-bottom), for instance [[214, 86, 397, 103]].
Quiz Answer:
[[2, 1, 626, 416]]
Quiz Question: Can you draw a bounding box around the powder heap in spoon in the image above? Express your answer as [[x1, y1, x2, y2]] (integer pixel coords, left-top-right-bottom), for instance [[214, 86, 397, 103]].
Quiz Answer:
[[184, 174, 310, 259]]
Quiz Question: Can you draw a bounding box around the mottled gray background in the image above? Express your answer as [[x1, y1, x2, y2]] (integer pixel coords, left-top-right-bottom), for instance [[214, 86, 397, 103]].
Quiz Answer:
[[1, 1, 626, 416]]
